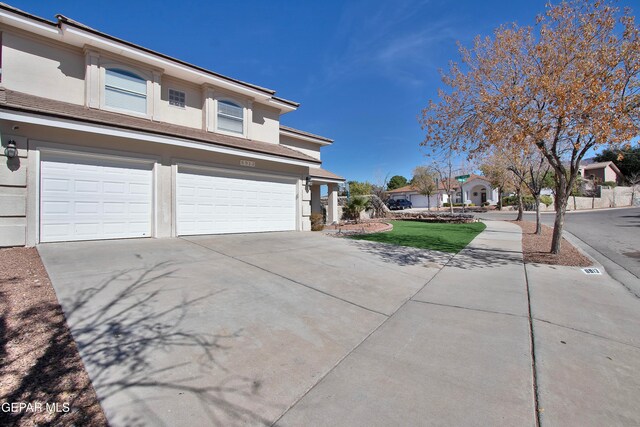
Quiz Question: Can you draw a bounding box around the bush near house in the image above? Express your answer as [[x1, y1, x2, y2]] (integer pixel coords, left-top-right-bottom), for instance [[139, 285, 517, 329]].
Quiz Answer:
[[442, 203, 476, 207], [310, 213, 324, 231], [502, 195, 553, 207], [602, 181, 617, 188], [343, 196, 370, 222]]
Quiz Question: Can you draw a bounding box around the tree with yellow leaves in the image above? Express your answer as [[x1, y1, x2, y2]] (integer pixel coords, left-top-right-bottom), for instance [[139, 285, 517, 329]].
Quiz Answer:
[[421, 0, 640, 253]]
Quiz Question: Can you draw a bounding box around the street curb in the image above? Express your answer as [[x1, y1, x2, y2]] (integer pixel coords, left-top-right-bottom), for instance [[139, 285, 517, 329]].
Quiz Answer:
[[562, 229, 640, 298]]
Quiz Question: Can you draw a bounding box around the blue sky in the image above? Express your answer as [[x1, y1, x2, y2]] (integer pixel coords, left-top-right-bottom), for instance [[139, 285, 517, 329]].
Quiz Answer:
[[10, 0, 637, 183]]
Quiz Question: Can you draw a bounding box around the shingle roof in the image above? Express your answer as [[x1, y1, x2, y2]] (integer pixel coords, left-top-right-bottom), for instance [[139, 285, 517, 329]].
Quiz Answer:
[[280, 125, 333, 143], [582, 161, 617, 170], [309, 167, 344, 181], [0, 89, 320, 164]]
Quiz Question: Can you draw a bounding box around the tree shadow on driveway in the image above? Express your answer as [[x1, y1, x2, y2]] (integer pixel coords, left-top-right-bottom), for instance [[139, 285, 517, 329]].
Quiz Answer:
[[1, 260, 276, 426], [349, 240, 522, 270], [349, 240, 453, 267]]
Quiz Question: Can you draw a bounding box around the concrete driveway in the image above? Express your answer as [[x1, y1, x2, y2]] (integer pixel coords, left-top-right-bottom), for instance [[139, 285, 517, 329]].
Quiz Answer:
[[38, 232, 450, 426], [38, 223, 640, 426]]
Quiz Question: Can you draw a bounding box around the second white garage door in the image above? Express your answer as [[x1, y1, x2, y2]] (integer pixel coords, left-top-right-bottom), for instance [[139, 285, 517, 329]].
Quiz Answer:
[[176, 166, 297, 235]]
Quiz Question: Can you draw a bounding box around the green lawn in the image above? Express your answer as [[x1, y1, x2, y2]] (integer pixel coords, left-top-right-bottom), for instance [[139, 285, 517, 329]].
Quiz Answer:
[[349, 220, 486, 253]]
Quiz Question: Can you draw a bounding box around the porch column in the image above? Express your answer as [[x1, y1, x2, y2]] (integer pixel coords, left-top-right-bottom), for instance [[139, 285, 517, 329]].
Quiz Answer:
[[327, 183, 339, 224], [311, 184, 322, 214]]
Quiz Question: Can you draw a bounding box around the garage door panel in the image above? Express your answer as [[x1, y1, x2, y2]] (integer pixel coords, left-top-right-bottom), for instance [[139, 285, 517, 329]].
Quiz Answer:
[[177, 167, 296, 235], [40, 154, 153, 243]]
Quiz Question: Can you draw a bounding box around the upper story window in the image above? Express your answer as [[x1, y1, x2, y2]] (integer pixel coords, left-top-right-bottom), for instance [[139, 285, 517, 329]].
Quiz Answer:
[[217, 100, 243, 134], [104, 68, 147, 114], [169, 89, 186, 108]]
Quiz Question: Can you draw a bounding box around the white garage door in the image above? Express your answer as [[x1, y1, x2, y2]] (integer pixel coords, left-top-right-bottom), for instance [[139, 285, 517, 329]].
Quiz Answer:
[[176, 166, 296, 235], [40, 153, 153, 243]]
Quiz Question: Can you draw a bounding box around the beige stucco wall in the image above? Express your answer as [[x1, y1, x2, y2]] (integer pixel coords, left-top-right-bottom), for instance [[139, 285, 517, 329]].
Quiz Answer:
[[158, 76, 203, 129], [251, 104, 280, 144], [0, 133, 28, 246], [1, 29, 86, 106], [0, 27, 286, 146], [279, 134, 322, 160], [0, 120, 311, 246], [604, 166, 618, 183]]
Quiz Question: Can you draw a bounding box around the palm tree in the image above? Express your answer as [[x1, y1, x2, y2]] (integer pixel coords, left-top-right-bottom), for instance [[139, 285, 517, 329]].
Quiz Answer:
[[344, 196, 370, 223]]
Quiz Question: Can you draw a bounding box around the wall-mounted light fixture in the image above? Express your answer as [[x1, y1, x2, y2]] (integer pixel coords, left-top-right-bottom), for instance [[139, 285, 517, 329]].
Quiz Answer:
[[4, 140, 17, 158], [305, 176, 312, 188]]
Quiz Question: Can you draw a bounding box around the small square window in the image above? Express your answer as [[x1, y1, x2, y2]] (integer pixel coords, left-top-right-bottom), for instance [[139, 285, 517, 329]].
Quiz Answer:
[[169, 89, 186, 108]]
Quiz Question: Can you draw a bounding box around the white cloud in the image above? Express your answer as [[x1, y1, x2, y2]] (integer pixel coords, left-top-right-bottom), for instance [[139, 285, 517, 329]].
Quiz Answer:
[[312, 0, 460, 89]]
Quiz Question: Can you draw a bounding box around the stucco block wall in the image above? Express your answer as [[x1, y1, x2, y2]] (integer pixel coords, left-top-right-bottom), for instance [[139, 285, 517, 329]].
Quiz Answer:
[[560, 187, 634, 210], [2, 30, 85, 106], [0, 134, 28, 246], [279, 134, 321, 160]]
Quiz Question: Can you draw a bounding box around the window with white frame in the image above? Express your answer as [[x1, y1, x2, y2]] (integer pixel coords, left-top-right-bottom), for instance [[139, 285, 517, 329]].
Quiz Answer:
[[104, 68, 147, 114], [217, 100, 243, 134], [169, 89, 186, 108]]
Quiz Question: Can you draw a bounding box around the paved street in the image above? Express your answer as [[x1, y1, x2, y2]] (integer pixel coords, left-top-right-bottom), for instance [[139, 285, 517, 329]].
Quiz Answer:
[[476, 207, 640, 293]]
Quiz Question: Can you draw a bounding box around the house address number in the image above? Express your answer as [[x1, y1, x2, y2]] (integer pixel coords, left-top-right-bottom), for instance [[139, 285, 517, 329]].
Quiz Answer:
[[240, 160, 255, 167]]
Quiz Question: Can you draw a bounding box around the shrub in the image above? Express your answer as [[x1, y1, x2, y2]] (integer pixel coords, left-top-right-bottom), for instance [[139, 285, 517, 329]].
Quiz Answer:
[[602, 181, 617, 188], [502, 195, 536, 206], [443, 202, 450, 207], [481, 202, 490, 207], [310, 213, 324, 231], [504, 194, 553, 207], [343, 196, 370, 222]]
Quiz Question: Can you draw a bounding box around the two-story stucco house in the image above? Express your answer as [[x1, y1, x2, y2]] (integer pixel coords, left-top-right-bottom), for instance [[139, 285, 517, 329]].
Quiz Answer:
[[0, 4, 344, 247]]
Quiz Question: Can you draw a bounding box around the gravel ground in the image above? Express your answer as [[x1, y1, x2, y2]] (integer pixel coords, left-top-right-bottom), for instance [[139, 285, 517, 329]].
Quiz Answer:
[[323, 221, 392, 234], [0, 247, 107, 426], [512, 221, 593, 267]]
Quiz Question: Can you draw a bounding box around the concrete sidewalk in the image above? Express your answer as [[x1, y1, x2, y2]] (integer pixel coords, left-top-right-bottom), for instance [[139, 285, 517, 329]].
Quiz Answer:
[[278, 220, 640, 426], [528, 264, 640, 426], [278, 221, 537, 426]]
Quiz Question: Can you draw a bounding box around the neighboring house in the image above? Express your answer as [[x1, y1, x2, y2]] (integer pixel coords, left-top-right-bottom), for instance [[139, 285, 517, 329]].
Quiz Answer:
[[387, 185, 443, 208], [387, 174, 499, 207], [579, 161, 623, 185], [0, 4, 344, 247]]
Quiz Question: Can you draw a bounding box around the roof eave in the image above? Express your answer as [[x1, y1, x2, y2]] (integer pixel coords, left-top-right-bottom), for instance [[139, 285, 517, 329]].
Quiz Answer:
[[280, 126, 333, 145], [0, 103, 320, 165]]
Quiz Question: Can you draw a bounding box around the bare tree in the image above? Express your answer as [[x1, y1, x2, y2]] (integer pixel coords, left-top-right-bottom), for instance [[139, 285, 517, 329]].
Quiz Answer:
[[412, 166, 438, 211], [508, 148, 552, 234], [421, 0, 640, 253]]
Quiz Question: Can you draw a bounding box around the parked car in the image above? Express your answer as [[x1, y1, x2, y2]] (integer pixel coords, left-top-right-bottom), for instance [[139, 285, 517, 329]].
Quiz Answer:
[[396, 199, 412, 210], [387, 199, 412, 210]]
